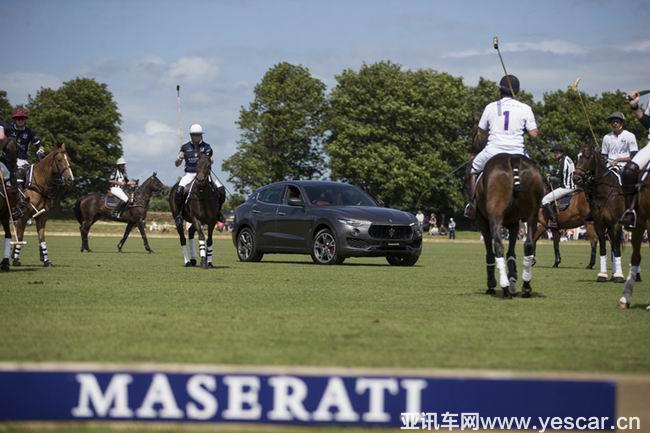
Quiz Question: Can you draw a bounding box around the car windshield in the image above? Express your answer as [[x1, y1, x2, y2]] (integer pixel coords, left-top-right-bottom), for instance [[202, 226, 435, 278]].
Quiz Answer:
[[303, 184, 377, 207]]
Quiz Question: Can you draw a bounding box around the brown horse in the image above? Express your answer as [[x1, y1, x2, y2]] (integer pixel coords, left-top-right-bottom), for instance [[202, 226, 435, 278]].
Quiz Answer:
[[74, 172, 164, 253], [11, 143, 74, 267], [534, 191, 598, 268], [573, 145, 626, 282], [474, 154, 545, 297], [169, 155, 224, 269], [0, 137, 18, 271], [618, 161, 650, 309]]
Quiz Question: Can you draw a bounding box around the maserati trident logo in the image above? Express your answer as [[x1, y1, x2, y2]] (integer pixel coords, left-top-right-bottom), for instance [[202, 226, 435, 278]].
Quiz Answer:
[[388, 226, 395, 238]]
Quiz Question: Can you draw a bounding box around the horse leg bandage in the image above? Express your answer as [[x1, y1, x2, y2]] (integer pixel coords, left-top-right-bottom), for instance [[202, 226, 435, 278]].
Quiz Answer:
[[495, 257, 509, 288], [181, 245, 190, 264], [621, 265, 640, 306], [199, 240, 206, 258], [40, 242, 49, 262], [12, 244, 22, 259], [613, 256, 623, 277], [522, 255, 534, 282], [189, 240, 196, 259], [599, 255, 608, 275], [207, 245, 213, 264], [3, 237, 11, 259]]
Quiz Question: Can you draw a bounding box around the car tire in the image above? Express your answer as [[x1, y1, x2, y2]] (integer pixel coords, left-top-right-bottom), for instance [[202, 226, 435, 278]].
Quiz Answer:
[[386, 254, 419, 266], [237, 227, 264, 262], [311, 228, 342, 265]]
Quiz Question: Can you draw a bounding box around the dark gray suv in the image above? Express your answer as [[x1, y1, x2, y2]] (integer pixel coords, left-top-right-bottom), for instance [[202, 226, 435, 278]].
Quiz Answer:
[[232, 181, 422, 265]]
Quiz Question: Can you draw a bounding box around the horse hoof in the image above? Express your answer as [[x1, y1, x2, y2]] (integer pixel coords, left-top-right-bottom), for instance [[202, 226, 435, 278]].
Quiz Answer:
[[0, 259, 9, 272], [586, 265, 594, 270], [612, 276, 625, 284], [190, 259, 197, 266], [636, 273, 642, 282], [502, 287, 516, 299], [43, 261, 52, 268], [12, 259, 21, 267], [485, 288, 496, 295], [147, 249, 154, 254], [207, 262, 214, 268], [596, 274, 609, 283], [618, 297, 630, 309]]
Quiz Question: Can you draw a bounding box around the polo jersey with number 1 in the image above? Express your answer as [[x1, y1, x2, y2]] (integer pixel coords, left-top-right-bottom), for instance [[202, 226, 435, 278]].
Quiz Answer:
[[478, 97, 537, 152]]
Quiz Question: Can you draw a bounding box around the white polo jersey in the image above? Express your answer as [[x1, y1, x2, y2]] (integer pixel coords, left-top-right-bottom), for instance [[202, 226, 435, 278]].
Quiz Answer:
[[601, 130, 638, 161], [478, 97, 537, 151]]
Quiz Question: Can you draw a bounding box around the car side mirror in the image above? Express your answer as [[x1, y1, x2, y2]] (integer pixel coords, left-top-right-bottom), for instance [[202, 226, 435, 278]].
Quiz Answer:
[[376, 199, 385, 207], [288, 197, 304, 207]]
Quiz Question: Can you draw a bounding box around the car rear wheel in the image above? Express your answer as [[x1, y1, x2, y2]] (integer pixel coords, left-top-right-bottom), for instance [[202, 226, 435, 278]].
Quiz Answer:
[[237, 227, 263, 262], [311, 228, 343, 265], [386, 253, 419, 266]]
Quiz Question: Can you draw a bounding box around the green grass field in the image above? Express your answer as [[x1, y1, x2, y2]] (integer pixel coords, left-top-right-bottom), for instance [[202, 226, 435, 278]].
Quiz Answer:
[[2, 225, 649, 432]]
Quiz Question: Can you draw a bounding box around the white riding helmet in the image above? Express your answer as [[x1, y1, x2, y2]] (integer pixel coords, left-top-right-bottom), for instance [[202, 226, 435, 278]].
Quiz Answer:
[[116, 157, 127, 165], [189, 124, 204, 135]]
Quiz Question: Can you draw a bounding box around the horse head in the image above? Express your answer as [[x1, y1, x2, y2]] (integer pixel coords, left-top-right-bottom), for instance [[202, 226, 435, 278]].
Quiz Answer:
[[2, 137, 17, 169], [195, 154, 212, 185], [140, 171, 164, 193], [573, 144, 603, 190], [39, 143, 74, 185]]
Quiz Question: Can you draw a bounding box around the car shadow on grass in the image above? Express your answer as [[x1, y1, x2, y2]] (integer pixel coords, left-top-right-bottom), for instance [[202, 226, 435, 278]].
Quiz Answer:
[[260, 260, 418, 267]]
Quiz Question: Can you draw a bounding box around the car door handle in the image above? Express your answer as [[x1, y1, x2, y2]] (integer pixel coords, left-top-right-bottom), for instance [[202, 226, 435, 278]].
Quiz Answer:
[[277, 211, 287, 216], [252, 210, 261, 214]]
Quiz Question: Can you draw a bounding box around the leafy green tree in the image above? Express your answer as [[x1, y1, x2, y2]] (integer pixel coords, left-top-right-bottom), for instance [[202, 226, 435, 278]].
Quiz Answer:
[[0, 90, 12, 122], [539, 89, 647, 162], [27, 78, 122, 199], [223, 193, 245, 212], [223, 62, 327, 194], [326, 61, 471, 213]]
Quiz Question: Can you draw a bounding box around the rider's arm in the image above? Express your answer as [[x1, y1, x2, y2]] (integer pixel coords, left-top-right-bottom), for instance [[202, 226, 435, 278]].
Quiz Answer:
[[527, 128, 538, 139], [175, 150, 184, 167]]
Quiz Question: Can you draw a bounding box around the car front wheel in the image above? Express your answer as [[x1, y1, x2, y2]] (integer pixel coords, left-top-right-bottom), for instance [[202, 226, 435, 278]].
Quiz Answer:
[[386, 253, 419, 266], [311, 228, 343, 265], [237, 227, 264, 262]]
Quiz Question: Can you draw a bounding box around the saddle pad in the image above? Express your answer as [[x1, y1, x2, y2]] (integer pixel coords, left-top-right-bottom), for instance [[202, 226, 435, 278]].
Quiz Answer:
[[558, 194, 573, 212], [105, 194, 121, 209]]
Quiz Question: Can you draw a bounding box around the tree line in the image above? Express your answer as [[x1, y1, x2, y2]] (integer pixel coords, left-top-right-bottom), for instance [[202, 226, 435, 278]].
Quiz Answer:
[[2, 63, 645, 216], [223, 61, 646, 215]]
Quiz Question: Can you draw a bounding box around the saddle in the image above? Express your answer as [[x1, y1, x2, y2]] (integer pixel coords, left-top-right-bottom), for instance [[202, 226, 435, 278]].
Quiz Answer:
[[557, 193, 574, 212], [607, 166, 623, 186]]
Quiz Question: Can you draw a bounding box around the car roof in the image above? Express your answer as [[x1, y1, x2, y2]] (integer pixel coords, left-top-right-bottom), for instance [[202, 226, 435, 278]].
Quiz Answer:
[[260, 180, 355, 188]]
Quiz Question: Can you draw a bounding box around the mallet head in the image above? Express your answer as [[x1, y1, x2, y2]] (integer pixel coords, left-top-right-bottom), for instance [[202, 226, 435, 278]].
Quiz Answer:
[[493, 36, 499, 50]]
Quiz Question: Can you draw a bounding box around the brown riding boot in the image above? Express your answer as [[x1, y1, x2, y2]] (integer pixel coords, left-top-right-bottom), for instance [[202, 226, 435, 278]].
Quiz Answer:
[[543, 203, 559, 229]]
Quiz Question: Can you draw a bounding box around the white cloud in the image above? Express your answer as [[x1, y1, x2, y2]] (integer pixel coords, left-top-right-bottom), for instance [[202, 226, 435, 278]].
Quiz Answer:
[[623, 40, 650, 52], [122, 120, 178, 162], [0, 72, 63, 105], [443, 40, 587, 58], [165, 57, 220, 84]]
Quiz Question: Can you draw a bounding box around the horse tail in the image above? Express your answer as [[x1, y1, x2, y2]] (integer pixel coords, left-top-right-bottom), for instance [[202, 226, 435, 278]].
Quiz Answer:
[[74, 197, 83, 225]]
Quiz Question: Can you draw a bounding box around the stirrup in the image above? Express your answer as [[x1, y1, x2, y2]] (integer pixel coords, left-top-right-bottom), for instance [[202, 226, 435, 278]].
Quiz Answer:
[[621, 209, 637, 230], [463, 203, 475, 219]]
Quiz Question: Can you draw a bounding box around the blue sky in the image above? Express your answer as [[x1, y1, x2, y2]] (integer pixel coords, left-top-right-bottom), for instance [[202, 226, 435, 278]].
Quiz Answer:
[[2, 0, 649, 188]]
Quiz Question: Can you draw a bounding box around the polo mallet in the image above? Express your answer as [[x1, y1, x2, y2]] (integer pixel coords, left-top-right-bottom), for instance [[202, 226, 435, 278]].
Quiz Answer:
[[570, 77, 599, 148], [210, 169, 232, 197], [493, 36, 517, 100], [176, 85, 184, 147], [0, 171, 27, 246]]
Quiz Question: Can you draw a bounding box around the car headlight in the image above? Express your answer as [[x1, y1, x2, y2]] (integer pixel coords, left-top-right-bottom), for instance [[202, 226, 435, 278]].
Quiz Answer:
[[338, 218, 371, 227]]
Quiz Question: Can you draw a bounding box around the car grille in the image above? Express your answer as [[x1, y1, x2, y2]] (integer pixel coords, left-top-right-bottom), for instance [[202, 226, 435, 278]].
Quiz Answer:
[[368, 225, 413, 240], [346, 238, 370, 248]]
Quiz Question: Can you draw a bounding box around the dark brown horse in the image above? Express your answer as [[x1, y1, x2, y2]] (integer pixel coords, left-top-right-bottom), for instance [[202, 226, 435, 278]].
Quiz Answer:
[[169, 155, 224, 269], [573, 145, 626, 282], [11, 143, 74, 267], [534, 191, 598, 268], [473, 154, 545, 297], [74, 172, 164, 253], [0, 137, 18, 271], [618, 161, 650, 309]]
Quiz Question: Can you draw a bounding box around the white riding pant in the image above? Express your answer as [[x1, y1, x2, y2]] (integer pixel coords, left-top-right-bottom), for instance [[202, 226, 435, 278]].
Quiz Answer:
[[16, 158, 29, 168], [631, 145, 650, 169], [110, 186, 129, 202], [542, 187, 576, 206], [0, 161, 9, 181], [471, 145, 526, 174], [179, 172, 223, 189]]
